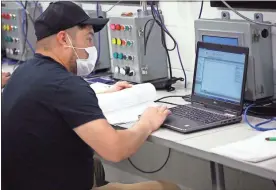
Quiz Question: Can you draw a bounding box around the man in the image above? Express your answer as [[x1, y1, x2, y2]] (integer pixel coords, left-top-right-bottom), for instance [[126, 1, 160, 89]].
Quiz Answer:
[[1, 72, 11, 88], [2, 2, 180, 190]]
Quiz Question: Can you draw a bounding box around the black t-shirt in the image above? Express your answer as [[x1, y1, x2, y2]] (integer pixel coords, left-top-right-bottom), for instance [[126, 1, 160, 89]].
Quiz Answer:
[[2, 54, 105, 190]]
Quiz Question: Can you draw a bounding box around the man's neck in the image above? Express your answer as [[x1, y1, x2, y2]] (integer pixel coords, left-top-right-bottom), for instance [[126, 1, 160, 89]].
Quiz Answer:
[[35, 50, 69, 71]]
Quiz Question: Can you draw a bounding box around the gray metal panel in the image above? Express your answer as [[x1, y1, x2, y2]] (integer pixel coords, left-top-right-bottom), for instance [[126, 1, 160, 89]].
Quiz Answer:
[[2, 2, 41, 61], [85, 10, 111, 71], [194, 19, 274, 101], [109, 15, 168, 83]]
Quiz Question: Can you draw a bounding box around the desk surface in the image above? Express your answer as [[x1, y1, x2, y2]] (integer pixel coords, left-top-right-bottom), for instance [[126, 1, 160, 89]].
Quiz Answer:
[[120, 87, 276, 180]]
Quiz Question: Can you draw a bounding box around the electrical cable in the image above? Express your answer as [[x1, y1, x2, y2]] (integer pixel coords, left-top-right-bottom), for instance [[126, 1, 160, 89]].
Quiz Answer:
[[33, 1, 42, 20], [95, 2, 101, 67], [273, 180, 276, 188], [106, 0, 122, 13], [33, 1, 38, 21], [151, 2, 187, 88], [128, 148, 171, 174], [155, 100, 180, 106], [143, 19, 155, 55], [154, 95, 187, 102], [220, 0, 276, 27], [147, 5, 173, 79], [198, 0, 204, 19], [244, 104, 276, 131], [154, 3, 173, 80], [16, 1, 35, 55]]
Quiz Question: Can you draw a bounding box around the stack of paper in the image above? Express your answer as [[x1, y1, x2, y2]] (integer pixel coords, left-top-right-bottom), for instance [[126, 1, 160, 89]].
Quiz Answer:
[[210, 130, 276, 163], [94, 83, 157, 124]]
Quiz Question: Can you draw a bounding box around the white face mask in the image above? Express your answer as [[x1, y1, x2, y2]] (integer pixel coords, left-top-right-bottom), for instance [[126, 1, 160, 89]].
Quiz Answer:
[[65, 35, 98, 76]]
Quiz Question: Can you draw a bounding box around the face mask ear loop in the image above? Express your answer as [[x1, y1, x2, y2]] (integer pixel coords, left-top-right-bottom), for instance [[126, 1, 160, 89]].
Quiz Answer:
[[65, 34, 80, 59]]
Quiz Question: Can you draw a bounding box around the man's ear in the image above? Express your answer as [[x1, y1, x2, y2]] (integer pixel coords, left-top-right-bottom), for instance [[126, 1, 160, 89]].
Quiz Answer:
[[56, 31, 68, 46]]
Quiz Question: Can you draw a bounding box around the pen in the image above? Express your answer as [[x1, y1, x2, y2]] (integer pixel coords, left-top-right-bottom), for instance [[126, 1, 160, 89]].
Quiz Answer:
[[265, 137, 276, 141]]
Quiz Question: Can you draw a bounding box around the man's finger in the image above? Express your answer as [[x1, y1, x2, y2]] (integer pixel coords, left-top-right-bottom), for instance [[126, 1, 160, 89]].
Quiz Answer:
[[158, 106, 168, 113], [118, 81, 132, 88], [163, 110, 171, 116]]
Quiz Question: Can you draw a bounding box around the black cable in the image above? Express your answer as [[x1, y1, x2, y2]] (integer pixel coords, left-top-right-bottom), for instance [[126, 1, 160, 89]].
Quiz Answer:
[[198, 0, 204, 19], [154, 95, 187, 102], [143, 10, 173, 79], [273, 180, 276, 188], [128, 148, 171, 174], [150, 3, 177, 79], [20, 1, 28, 61], [33, 1, 38, 21], [143, 19, 154, 56], [155, 100, 180, 106]]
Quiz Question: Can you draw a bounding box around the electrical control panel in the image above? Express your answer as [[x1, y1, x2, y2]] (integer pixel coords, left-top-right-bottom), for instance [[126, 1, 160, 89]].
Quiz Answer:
[[1, 2, 41, 61], [109, 14, 168, 83], [85, 10, 111, 71], [195, 15, 274, 101]]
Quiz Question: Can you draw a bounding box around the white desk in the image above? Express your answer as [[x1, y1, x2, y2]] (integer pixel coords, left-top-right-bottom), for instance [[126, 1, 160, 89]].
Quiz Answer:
[[117, 87, 276, 190]]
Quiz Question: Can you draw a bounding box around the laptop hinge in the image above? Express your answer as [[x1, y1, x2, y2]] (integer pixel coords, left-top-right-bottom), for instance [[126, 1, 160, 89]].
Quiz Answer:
[[192, 102, 238, 116]]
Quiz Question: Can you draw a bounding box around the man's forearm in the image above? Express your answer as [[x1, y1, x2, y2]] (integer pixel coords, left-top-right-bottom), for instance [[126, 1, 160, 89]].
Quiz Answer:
[[116, 121, 151, 160]]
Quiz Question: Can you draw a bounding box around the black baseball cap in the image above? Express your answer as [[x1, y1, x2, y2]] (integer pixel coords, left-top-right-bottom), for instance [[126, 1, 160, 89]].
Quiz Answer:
[[34, 1, 109, 41]]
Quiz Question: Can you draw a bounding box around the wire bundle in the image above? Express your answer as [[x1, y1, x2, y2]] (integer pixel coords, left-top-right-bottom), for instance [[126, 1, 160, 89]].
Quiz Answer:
[[142, 2, 187, 88]]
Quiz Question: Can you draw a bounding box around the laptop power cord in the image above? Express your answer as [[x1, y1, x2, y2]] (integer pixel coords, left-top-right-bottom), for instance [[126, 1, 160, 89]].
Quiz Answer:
[[128, 148, 171, 174]]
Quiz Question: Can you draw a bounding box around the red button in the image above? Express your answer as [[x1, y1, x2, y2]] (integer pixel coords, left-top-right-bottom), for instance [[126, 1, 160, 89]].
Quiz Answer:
[[1, 13, 5, 18], [121, 40, 126, 46], [120, 25, 125, 31], [115, 24, 121, 30], [110, 24, 115, 30], [6, 14, 10, 19]]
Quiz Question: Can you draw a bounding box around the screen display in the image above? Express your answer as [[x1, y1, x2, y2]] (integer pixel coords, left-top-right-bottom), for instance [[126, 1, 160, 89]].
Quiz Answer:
[[194, 48, 246, 104], [203, 36, 239, 46]]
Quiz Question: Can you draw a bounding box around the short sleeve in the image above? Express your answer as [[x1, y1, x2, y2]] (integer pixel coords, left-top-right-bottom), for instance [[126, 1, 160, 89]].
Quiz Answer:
[[54, 76, 105, 129]]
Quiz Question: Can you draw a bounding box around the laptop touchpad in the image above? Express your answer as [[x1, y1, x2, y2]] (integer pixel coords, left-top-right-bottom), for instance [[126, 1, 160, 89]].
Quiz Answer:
[[163, 114, 200, 128]]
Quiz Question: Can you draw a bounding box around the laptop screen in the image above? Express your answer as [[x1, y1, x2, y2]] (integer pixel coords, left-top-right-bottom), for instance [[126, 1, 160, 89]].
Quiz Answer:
[[194, 47, 246, 104]]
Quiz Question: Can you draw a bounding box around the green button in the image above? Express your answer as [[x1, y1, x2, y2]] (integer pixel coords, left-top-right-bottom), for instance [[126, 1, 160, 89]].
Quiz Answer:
[[125, 26, 129, 31], [113, 52, 118, 59], [127, 41, 132, 46], [118, 53, 123, 59]]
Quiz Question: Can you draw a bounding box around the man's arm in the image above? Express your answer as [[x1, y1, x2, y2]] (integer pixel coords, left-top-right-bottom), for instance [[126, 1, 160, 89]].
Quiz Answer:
[[96, 81, 132, 94], [74, 106, 170, 162]]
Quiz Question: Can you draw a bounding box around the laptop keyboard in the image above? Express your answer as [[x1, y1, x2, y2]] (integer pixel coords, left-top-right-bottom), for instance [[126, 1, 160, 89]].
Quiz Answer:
[[170, 105, 232, 124]]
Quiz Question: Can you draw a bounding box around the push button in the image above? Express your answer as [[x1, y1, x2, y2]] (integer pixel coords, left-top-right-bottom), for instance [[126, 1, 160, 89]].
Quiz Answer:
[[121, 40, 126, 46], [118, 53, 123, 60], [113, 52, 118, 59], [110, 24, 115, 30], [111, 38, 117, 45], [127, 40, 133, 46], [116, 38, 122, 46]]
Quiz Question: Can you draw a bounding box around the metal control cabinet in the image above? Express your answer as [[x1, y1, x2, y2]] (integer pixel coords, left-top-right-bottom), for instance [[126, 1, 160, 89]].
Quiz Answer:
[[195, 18, 274, 101], [85, 10, 111, 71], [109, 14, 168, 83], [1, 2, 41, 61]]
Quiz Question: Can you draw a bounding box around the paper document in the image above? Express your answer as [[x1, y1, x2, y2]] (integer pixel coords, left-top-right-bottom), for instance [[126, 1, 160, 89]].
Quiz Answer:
[[210, 130, 276, 163], [95, 83, 157, 124]]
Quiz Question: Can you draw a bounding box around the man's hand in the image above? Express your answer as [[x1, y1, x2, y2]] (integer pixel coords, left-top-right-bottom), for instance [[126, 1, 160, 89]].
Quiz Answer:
[[138, 106, 171, 133], [1, 72, 11, 88], [105, 81, 132, 93]]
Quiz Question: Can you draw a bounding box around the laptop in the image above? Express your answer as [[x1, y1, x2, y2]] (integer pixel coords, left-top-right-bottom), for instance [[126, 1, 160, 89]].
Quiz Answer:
[[163, 42, 249, 134]]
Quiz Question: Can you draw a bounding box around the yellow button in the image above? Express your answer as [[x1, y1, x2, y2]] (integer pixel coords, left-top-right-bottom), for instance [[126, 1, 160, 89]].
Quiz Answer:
[[117, 38, 121, 45], [111, 38, 116, 45], [3, 25, 6, 31]]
